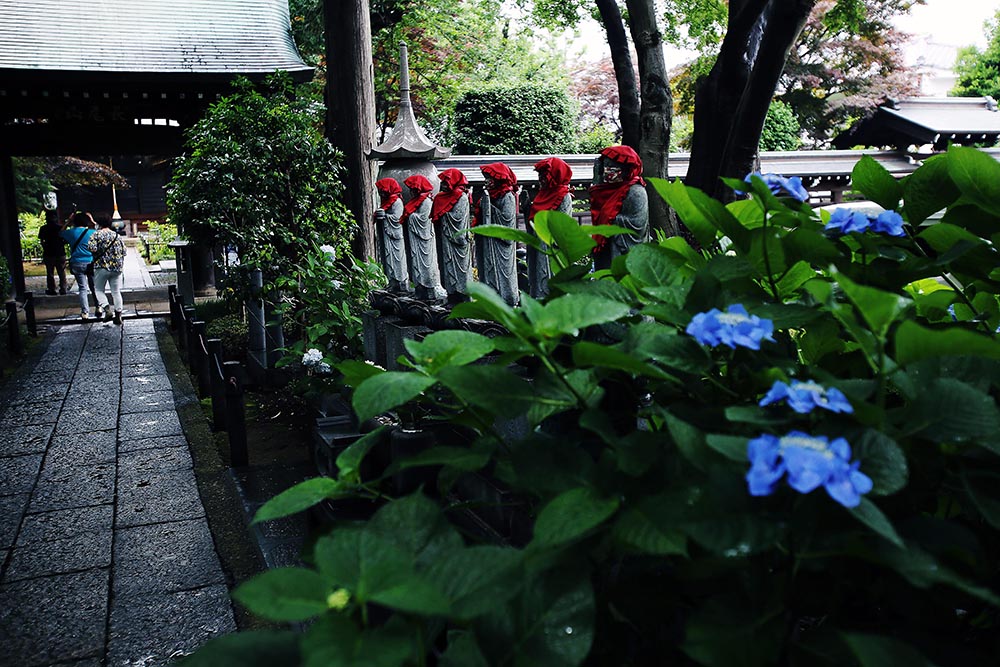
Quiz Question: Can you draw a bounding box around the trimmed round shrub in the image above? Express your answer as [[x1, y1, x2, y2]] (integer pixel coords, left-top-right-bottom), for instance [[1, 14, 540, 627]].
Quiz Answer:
[[452, 84, 577, 154], [759, 100, 801, 151]]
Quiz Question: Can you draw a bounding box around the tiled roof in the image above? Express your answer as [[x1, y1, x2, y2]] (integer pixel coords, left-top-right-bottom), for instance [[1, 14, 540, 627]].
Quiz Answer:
[[834, 97, 1000, 150], [0, 0, 310, 75]]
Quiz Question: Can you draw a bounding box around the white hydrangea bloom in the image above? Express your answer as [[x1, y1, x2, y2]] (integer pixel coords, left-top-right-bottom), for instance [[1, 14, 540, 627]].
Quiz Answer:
[[316, 362, 333, 375], [319, 244, 337, 258], [302, 348, 323, 366]]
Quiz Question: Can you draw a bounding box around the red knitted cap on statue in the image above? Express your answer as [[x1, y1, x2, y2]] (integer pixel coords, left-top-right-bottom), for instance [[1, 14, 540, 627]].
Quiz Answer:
[[431, 169, 470, 223]]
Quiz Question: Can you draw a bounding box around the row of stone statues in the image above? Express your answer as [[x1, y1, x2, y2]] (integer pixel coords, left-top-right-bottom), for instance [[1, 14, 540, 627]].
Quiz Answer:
[[374, 145, 650, 306]]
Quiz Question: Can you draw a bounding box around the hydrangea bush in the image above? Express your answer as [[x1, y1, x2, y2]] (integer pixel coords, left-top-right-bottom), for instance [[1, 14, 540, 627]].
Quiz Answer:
[[188, 146, 1000, 666]]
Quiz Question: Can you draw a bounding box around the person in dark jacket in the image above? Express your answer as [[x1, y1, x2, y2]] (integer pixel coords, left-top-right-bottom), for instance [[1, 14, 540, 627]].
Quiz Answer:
[[38, 210, 67, 295]]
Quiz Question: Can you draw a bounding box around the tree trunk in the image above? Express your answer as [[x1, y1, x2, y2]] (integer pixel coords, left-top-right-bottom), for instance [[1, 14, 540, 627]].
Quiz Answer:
[[687, 0, 814, 202], [325, 0, 377, 260], [625, 0, 677, 237], [595, 0, 641, 151]]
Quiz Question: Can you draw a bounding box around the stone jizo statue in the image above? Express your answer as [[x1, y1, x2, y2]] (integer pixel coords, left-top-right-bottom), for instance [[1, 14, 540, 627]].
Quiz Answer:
[[402, 174, 448, 302], [476, 162, 519, 306], [431, 168, 472, 302], [528, 157, 574, 299], [589, 145, 649, 270], [375, 178, 410, 294]]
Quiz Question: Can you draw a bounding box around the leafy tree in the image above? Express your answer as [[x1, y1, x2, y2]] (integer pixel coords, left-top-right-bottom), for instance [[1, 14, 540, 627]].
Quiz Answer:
[[12, 156, 126, 214], [759, 99, 801, 150], [953, 10, 1000, 98], [452, 84, 578, 154], [167, 75, 354, 291]]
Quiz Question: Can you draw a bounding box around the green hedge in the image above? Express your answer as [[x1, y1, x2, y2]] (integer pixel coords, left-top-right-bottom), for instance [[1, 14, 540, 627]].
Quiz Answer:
[[452, 84, 577, 154]]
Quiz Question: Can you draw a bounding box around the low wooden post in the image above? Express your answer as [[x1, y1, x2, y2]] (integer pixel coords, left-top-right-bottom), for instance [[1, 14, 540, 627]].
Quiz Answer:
[[5, 302, 21, 356], [182, 305, 196, 361], [223, 361, 249, 467], [176, 299, 189, 352], [22, 292, 36, 336], [206, 338, 227, 432], [167, 285, 179, 330], [193, 321, 210, 396]]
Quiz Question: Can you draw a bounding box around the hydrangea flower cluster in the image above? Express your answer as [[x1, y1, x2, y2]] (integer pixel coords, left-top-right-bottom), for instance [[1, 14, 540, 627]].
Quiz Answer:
[[746, 431, 873, 508], [319, 244, 337, 258], [739, 172, 810, 202], [302, 348, 332, 375], [824, 209, 905, 237], [759, 379, 853, 414], [686, 304, 775, 350]]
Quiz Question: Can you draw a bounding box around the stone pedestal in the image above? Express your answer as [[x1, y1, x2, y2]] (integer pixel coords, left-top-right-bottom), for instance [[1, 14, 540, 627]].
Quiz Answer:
[[383, 320, 431, 371], [362, 309, 400, 367]]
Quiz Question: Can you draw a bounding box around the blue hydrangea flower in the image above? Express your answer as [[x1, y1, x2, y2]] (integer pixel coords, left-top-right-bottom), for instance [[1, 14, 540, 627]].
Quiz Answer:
[[870, 211, 905, 237], [740, 172, 810, 202], [824, 208, 870, 234], [745, 431, 873, 508], [686, 304, 775, 350], [759, 379, 853, 414], [824, 208, 906, 237]]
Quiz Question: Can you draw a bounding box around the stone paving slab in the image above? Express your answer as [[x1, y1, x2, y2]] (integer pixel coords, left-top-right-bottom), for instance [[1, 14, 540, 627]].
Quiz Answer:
[[44, 430, 117, 471], [118, 409, 184, 440], [1, 424, 55, 456], [118, 446, 193, 481], [113, 518, 225, 597], [5, 381, 71, 407], [120, 389, 175, 414], [29, 462, 116, 513], [0, 399, 63, 426], [118, 434, 189, 453], [0, 568, 109, 667], [18, 505, 114, 544], [123, 360, 168, 377], [4, 529, 113, 581], [116, 468, 205, 527], [0, 493, 29, 549], [55, 400, 120, 436], [123, 374, 175, 396], [0, 454, 43, 496], [108, 585, 237, 667]]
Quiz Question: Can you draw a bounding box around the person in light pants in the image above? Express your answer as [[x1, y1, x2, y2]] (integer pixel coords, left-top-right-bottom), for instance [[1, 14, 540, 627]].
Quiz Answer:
[[87, 216, 127, 325]]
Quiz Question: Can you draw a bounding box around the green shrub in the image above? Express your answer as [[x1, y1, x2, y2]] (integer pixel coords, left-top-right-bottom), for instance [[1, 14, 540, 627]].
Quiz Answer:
[[452, 84, 578, 154], [575, 125, 616, 154], [18, 212, 44, 261], [0, 253, 10, 298], [190, 147, 1000, 666], [206, 313, 249, 362], [759, 99, 801, 151]]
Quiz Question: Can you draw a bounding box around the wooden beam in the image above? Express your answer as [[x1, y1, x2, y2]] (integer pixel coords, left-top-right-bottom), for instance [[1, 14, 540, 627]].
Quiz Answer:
[[0, 155, 25, 299], [0, 123, 185, 156]]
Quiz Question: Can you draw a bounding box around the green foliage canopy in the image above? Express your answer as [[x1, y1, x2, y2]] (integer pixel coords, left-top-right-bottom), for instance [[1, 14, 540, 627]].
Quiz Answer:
[[452, 84, 578, 154], [758, 100, 801, 151], [953, 10, 1000, 98], [167, 74, 354, 284]]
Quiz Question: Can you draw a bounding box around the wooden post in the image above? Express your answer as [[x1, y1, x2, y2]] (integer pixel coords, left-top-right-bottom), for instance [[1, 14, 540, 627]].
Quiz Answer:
[[22, 292, 36, 336], [325, 0, 377, 261], [183, 306, 196, 367], [168, 285, 179, 330], [206, 338, 227, 432], [5, 302, 21, 356], [176, 301, 189, 354], [223, 361, 248, 467], [193, 321, 210, 396]]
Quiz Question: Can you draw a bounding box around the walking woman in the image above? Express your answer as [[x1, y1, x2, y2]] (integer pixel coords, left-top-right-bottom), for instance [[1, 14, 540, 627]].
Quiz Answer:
[[87, 215, 127, 324], [60, 212, 95, 320]]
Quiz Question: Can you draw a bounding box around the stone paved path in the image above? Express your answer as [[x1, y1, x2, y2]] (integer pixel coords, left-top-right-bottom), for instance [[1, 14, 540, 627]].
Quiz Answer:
[[0, 319, 235, 666]]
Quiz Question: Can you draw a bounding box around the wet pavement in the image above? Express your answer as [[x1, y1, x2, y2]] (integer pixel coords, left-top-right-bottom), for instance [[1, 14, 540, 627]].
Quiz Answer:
[[0, 318, 236, 666]]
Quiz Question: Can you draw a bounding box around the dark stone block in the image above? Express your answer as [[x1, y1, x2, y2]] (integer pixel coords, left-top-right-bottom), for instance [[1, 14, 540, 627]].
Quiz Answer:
[[116, 468, 204, 527], [113, 519, 224, 597], [118, 410, 183, 441], [5, 382, 70, 407], [383, 321, 431, 371], [18, 505, 114, 544], [119, 390, 175, 414], [362, 310, 400, 366], [108, 584, 236, 667], [0, 424, 55, 457], [0, 454, 43, 497], [0, 400, 62, 427], [0, 494, 29, 549], [44, 431, 117, 471], [0, 568, 108, 666], [121, 351, 163, 367], [118, 435, 188, 453], [123, 375, 175, 397], [29, 463, 115, 513], [5, 529, 112, 582], [123, 361, 167, 378], [55, 400, 119, 436], [118, 447, 193, 482]]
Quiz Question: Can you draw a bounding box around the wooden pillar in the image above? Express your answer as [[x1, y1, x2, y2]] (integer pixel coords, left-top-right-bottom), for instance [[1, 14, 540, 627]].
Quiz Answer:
[[0, 156, 25, 300], [325, 0, 377, 261]]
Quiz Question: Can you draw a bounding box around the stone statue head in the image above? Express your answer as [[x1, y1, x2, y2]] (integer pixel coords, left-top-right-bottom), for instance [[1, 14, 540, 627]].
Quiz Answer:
[[602, 157, 625, 184]]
